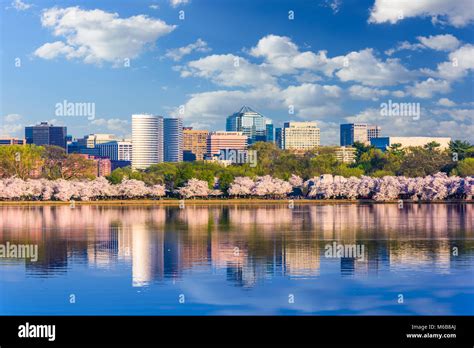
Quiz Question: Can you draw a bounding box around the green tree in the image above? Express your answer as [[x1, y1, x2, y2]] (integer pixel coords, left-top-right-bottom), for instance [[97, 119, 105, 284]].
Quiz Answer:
[[0, 144, 44, 179], [42, 145, 68, 179], [449, 140, 474, 161], [453, 158, 474, 176]]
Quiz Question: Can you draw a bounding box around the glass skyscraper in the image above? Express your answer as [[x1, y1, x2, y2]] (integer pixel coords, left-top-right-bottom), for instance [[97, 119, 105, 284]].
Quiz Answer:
[[164, 118, 183, 162], [226, 106, 272, 144], [25, 122, 67, 149]]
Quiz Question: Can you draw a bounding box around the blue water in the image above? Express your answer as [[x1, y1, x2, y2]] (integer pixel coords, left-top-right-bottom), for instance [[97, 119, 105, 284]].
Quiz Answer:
[[0, 203, 473, 315]]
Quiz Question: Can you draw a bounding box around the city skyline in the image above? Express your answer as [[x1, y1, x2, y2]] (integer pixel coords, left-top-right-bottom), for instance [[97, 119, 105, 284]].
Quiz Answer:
[[1, 0, 473, 145]]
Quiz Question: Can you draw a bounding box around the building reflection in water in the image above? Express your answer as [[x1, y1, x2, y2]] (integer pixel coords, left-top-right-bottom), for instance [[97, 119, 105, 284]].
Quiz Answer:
[[0, 204, 472, 287]]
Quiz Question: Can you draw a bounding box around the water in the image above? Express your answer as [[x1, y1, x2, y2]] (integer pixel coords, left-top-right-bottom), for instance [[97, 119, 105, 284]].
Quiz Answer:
[[0, 203, 473, 315]]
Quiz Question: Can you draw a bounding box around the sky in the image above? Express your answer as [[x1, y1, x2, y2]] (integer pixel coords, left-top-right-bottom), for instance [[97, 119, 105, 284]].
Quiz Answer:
[[1, 0, 473, 145]]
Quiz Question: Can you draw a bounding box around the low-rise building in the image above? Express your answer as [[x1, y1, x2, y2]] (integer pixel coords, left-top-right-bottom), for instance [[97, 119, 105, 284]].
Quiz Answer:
[[371, 137, 451, 151]]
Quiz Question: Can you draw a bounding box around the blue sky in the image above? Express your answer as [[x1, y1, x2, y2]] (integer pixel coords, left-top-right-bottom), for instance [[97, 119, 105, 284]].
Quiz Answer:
[[1, 0, 473, 144]]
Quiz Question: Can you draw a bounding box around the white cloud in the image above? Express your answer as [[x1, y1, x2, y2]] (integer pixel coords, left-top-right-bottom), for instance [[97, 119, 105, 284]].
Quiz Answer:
[[3, 114, 22, 123], [418, 34, 460, 51], [387, 34, 460, 55], [165, 39, 210, 61], [336, 49, 413, 86], [10, 0, 31, 11], [170, 0, 189, 8], [346, 107, 472, 140], [34, 7, 176, 65], [369, 0, 474, 27], [34, 41, 77, 60], [348, 85, 390, 101], [249, 35, 342, 77], [437, 98, 456, 107], [91, 118, 129, 132], [433, 44, 474, 81], [406, 78, 451, 98], [1, 114, 23, 136], [149, 4, 159, 10], [179, 54, 276, 87]]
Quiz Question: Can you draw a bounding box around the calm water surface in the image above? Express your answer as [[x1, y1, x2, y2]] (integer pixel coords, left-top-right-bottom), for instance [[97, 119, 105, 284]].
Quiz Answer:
[[0, 203, 473, 315]]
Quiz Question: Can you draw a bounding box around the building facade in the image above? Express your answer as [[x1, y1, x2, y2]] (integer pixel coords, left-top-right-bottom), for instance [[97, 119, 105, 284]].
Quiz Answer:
[[77, 134, 116, 148], [0, 137, 25, 146], [340, 123, 381, 146], [226, 106, 270, 144], [183, 127, 208, 161], [371, 137, 451, 151], [206, 131, 248, 157], [25, 122, 67, 149], [164, 118, 184, 162], [335, 146, 357, 163], [280, 122, 320, 151], [97, 140, 132, 161], [131, 114, 163, 170]]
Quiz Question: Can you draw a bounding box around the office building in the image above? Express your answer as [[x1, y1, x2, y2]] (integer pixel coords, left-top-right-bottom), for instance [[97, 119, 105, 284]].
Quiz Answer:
[[280, 122, 320, 151], [206, 131, 247, 157], [0, 137, 25, 146], [265, 120, 274, 143], [371, 137, 451, 151], [340, 123, 381, 146], [97, 140, 132, 161], [164, 118, 183, 162], [25, 122, 67, 149], [275, 128, 283, 149], [226, 106, 270, 144], [335, 146, 357, 163], [367, 125, 381, 142], [77, 154, 112, 177], [131, 114, 163, 170], [183, 127, 208, 161], [78, 134, 116, 148]]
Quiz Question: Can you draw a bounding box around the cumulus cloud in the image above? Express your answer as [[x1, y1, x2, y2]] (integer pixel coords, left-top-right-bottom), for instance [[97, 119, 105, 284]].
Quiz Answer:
[[406, 78, 451, 99], [346, 107, 471, 140], [249, 35, 342, 77], [369, 0, 474, 27], [431, 44, 474, 81], [178, 54, 276, 87], [437, 98, 456, 107], [34, 7, 176, 65], [348, 85, 390, 101], [91, 118, 129, 132], [165, 39, 210, 61], [336, 49, 413, 86], [386, 34, 461, 55]]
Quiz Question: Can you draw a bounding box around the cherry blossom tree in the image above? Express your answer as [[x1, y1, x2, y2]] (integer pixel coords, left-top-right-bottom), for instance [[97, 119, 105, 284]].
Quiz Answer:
[[228, 176, 255, 197]]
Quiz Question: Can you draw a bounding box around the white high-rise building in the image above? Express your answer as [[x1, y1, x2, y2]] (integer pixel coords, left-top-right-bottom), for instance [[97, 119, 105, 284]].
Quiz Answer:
[[131, 114, 163, 170], [281, 122, 320, 150], [97, 140, 132, 161]]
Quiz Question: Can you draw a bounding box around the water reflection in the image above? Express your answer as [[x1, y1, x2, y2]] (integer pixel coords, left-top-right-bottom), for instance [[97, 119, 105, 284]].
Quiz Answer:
[[0, 204, 473, 314]]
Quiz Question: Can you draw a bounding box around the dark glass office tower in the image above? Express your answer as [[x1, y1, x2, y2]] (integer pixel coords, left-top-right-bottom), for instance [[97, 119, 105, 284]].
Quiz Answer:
[[25, 122, 67, 149]]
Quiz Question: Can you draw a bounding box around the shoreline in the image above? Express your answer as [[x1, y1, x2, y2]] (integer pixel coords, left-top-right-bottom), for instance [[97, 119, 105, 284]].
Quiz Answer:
[[0, 199, 472, 206]]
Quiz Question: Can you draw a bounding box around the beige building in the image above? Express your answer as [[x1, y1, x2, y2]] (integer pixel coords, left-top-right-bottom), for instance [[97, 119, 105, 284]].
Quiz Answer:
[[78, 134, 116, 148], [281, 122, 320, 150], [335, 146, 356, 163], [183, 127, 209, 161], [371, 136, 451, 151], [206, 131, 247, 157], [0, 137, 25, 145]]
